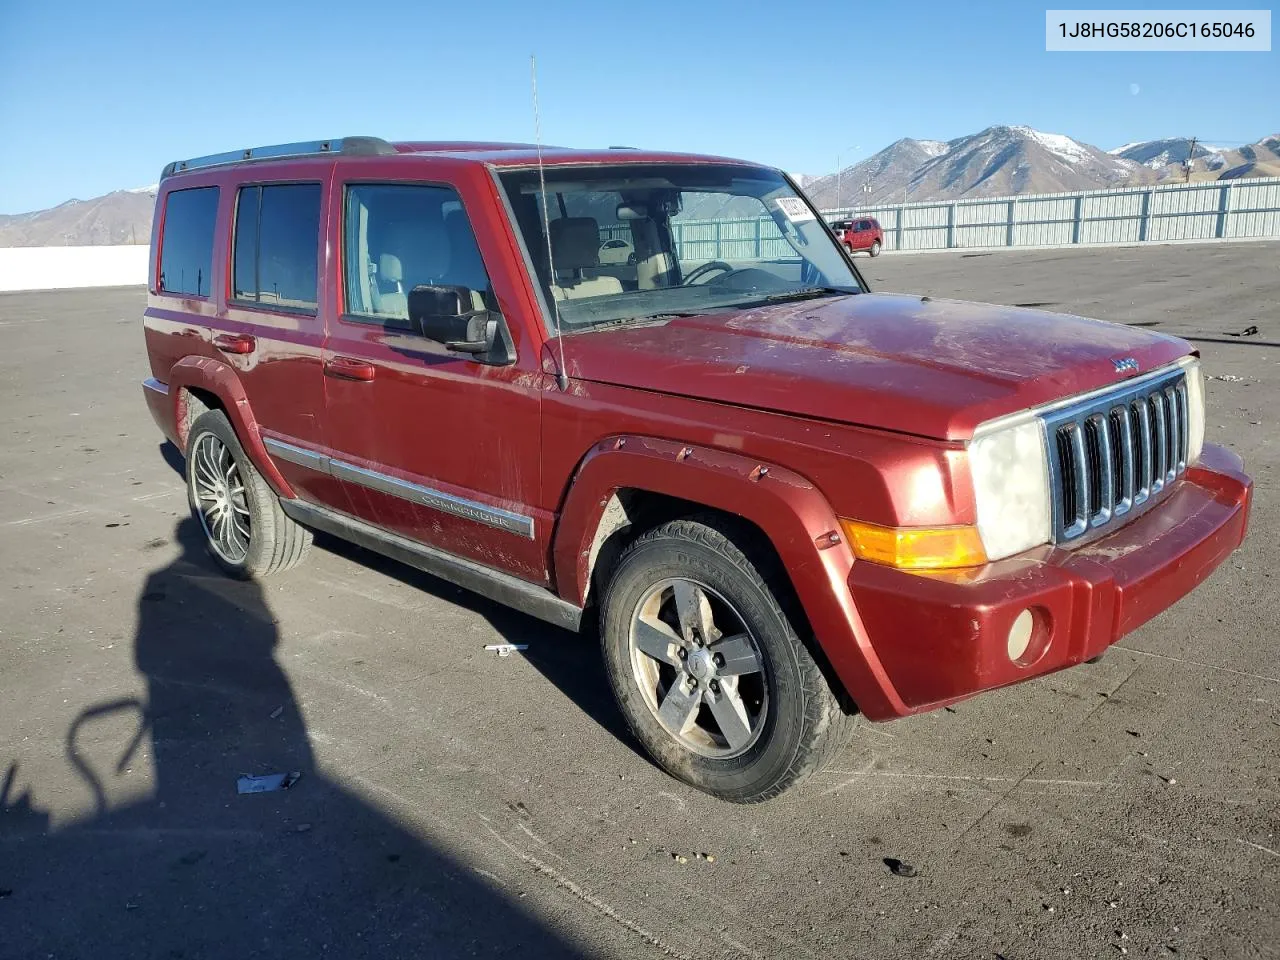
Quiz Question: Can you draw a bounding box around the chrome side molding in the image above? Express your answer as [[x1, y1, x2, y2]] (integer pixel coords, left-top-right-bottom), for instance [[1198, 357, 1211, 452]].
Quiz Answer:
[[279, 499, 581, 633], [262, 436, 535, 539]]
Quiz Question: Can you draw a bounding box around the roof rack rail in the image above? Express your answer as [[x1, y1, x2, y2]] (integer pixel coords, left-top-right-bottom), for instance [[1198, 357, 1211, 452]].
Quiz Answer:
[[161, 137, 397, 179]]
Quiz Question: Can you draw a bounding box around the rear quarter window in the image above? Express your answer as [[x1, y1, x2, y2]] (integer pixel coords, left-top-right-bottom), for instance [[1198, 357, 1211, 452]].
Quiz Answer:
[[158, 187, 219, 297]]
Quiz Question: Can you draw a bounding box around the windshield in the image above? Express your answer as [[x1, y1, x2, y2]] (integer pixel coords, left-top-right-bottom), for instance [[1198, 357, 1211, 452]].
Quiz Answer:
[[497, 163, 863, 333]]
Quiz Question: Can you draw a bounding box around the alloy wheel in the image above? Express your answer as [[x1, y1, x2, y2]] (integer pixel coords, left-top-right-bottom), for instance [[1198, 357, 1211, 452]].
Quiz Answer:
[[628, 578, 769, 758], [191, 432, 251, 564]]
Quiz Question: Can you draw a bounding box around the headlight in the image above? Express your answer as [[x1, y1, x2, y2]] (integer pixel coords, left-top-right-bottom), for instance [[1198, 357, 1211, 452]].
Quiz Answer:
[[1178, 356, 1205, 465], [968, 416, 1052, 561]]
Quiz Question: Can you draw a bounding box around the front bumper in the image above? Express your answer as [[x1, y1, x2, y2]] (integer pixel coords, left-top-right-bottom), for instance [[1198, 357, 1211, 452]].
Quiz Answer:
[[849, 442, 1251, 715]]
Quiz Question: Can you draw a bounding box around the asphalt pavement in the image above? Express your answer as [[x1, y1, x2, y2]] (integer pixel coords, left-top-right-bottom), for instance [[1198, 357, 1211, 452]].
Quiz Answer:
[[1, 241, 1277, 959]]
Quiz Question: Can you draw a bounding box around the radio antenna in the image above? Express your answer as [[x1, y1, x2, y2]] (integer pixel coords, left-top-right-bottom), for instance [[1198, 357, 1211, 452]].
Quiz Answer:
[[531, 55, 569, 392]]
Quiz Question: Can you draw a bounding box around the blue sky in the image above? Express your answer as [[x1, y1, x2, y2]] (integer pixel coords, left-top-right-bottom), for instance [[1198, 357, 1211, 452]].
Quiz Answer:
[[0, 0, 1274, 213]]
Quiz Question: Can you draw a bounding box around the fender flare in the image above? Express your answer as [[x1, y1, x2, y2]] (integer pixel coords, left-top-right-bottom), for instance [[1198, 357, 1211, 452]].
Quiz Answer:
[[551, 435, 907, 719], [166, 356, 295, 499]]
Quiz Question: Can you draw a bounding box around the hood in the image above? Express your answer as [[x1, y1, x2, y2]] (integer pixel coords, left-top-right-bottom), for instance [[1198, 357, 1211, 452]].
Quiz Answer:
[[559, 293, 1191, 440]]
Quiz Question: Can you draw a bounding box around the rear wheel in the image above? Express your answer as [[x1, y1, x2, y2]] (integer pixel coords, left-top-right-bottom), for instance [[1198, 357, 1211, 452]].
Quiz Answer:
[[869, 239, 882, 257], [185, 410, 311, 579], [600, 517, 853, 803]]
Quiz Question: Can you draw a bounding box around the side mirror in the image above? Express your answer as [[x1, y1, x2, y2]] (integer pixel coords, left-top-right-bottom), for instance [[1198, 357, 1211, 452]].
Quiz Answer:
[[407, 284, 498, 355]]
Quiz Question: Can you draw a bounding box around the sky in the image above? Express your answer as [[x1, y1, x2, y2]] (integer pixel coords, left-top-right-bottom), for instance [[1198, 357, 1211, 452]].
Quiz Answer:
[[0, 0, 1275, 213]]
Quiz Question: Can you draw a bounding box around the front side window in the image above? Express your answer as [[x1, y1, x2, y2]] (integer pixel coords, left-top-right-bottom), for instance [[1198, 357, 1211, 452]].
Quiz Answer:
[[343, 183, 494, 326], [158, 186, 219, 297], [498, 164, 863, 333], [232, 183, 321, 311]]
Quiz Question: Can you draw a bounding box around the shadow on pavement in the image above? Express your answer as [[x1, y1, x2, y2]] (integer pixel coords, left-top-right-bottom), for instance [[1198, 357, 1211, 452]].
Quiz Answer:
[[155, 440, 642, 762], [0, 518, 589, 959]]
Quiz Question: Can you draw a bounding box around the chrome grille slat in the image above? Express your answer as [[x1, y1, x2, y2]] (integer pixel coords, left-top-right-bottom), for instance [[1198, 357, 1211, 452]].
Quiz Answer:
[[1043, 368, 1188, 545], [1151, 392, 1167, 494]]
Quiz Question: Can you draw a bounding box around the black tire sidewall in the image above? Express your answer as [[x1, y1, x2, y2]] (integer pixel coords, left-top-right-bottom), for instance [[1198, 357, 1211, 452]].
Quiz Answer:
[[184, 410, 272, 579], [601, 532, 815, 801]]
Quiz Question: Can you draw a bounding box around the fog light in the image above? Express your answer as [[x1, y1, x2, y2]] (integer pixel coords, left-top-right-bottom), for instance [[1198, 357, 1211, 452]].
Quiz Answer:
[[1007, 609, 1035, 663]]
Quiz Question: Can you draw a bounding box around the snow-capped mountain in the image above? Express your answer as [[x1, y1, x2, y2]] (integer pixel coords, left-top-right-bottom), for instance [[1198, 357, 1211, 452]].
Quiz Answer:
[[802, 137, 969, 207], [1109, 138, 1226, 171], [1110, 134, 1280, 181], [804, 125, 1143, 207]]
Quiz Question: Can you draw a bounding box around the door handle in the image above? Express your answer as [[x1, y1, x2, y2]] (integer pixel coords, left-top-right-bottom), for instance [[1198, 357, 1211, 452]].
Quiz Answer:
[[213, 333, 256, 355], [324, 357, 376, 382]]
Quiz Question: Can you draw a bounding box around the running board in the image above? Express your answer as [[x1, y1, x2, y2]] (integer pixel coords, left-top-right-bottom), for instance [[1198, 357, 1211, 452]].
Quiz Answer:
[[279, 499, 583, 633]]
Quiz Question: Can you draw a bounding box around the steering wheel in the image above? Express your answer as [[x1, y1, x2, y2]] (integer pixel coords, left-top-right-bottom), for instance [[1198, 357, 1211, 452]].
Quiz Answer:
[[682, 260, 736, 285]]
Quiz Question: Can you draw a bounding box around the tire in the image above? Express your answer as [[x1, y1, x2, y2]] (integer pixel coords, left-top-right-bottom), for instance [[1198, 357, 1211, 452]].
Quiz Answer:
[[600, 516, 854, 803], [185, 409, 311, 579], [869, 239, 882, 257]]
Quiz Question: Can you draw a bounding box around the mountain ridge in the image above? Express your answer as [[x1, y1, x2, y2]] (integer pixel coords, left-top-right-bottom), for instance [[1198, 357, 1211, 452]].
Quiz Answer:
[[2, 129, 1278, 246]]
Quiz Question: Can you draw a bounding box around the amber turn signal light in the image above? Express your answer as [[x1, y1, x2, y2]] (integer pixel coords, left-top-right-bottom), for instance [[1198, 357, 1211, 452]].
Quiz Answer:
[[839, 518, 988, 570]]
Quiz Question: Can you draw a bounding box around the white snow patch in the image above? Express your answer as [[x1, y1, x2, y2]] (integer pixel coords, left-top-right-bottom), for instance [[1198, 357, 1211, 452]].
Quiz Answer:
[[917, 140, 949, 158], [127, 183, 159, 194], [1108, 142, 1140, 155], [1011, 125, 1092, 163]]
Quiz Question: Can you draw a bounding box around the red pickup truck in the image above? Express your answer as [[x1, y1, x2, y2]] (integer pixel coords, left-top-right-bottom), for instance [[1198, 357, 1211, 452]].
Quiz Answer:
[[142, 137, 1251, 802]]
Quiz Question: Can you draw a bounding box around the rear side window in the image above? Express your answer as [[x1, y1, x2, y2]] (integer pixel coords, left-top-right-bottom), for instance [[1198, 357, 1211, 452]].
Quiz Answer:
[[232, 183, 321, 311], [158, 187, 219, 297], [342, 183, 493, 326]]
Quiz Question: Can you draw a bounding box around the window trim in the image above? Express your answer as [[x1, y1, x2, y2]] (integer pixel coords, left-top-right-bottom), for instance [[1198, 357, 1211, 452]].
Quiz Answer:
[[227, 180, 324, 316], [336, 179, 492, 334], [156, 185, 220, 301]]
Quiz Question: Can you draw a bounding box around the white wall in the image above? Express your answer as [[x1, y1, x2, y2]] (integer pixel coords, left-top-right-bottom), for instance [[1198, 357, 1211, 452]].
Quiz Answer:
[[0, 245, 150, 292]]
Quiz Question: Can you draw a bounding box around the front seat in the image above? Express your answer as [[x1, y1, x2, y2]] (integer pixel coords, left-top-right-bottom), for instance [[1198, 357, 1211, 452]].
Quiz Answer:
[[548, 218, 623, 301]]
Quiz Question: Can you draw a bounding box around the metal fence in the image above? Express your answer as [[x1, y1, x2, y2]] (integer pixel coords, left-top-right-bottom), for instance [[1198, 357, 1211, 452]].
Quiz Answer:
[[821, 176, 1280, 252], [598, 176, 1280, 260]]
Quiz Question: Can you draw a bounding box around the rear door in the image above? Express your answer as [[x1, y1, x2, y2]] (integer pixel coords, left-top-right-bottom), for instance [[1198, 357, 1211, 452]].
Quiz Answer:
[[318, 163, 550, 585], [220, 168, 347, 509]]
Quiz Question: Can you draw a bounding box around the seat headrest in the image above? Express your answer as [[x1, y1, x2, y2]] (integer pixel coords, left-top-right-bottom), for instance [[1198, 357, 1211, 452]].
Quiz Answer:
[[550, 217, 602, 271], [378, 253, 403, 284]]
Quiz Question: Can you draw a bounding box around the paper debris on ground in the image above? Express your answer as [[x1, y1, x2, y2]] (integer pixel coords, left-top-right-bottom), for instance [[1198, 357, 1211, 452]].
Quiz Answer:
[[484, 643, 529, 658], [237, 771, 301, 794]]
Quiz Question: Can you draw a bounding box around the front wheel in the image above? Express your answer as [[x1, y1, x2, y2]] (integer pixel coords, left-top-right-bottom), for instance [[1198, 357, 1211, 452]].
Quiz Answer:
[[600, 517, 853, 802], [185, 410, 311, 579], [869, 239, 882, 257]]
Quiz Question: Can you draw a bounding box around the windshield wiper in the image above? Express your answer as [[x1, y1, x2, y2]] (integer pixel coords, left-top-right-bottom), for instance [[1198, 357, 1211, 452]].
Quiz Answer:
[[568, 312, 705, 334], [756, 286, 859, 304]]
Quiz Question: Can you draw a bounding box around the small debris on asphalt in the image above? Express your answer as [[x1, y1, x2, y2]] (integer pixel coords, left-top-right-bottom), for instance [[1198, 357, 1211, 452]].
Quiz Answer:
[[1126, 730, 1140, 737], [672, 853, 689, 864], [1227, 324, 1259, 337], [883, 857, 918, 878], [269, 706, 284, 720], [236, 771, 301, 794], [484, 643, 529, 658], [1207, 374, 1247, 382]]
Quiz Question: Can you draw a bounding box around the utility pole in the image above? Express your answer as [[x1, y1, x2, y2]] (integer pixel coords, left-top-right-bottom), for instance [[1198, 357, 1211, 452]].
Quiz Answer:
[[835, 144, 859, 213], [1184, 136, 1198, 183]]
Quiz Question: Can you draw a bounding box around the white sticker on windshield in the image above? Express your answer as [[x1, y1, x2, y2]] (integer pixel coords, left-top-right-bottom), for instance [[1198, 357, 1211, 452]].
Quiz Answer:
[[775, 197, 816, 223]]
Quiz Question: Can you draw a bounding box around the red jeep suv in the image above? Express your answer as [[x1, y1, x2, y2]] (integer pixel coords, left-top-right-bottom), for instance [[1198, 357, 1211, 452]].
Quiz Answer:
[[831, 216, 883, 256], [142, 137, 1251, 802]]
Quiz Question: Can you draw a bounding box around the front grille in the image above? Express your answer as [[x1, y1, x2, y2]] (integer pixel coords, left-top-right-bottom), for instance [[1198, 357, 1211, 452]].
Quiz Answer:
[[1044, 368, 1189, 543]]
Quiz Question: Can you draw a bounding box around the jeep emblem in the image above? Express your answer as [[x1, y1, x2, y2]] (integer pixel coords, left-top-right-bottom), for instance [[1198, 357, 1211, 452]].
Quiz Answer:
[[1112, 357, 1139, 375]]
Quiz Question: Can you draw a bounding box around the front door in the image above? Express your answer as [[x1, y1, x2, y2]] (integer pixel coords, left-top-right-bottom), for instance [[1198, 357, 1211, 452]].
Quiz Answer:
[[319, 176, 549, 585]]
